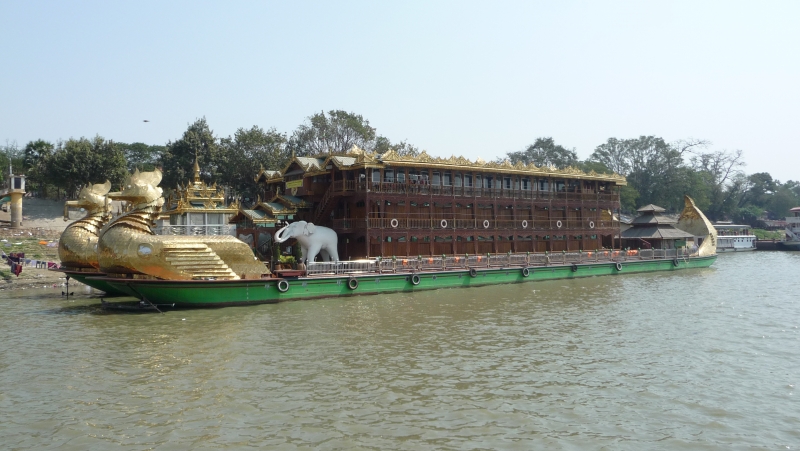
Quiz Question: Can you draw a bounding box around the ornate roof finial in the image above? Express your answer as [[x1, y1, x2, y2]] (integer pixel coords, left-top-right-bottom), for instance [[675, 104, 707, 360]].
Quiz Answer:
[[193, 152, 201, 184]]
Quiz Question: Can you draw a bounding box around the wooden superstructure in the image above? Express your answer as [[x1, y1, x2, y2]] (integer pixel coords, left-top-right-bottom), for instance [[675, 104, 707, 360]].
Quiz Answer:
[[257, 147, 626, 260]]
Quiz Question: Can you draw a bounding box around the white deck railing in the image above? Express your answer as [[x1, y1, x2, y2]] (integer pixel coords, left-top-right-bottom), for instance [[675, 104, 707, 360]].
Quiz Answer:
[[304, 249, 691, 276], [152, 224, 237, 236]]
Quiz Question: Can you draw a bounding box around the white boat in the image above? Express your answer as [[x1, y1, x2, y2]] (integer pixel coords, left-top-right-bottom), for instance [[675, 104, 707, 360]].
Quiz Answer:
[[782, 207, 800, 251], [713, 222, 756, 252]]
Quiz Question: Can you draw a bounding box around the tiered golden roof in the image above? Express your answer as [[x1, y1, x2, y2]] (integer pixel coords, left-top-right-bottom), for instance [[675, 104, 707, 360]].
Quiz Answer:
[[258, 145, 627, 185], [163, 158, 239, 216]]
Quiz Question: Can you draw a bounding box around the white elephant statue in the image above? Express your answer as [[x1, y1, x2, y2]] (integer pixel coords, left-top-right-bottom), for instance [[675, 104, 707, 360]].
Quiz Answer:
[[274, 220, 340, 263]]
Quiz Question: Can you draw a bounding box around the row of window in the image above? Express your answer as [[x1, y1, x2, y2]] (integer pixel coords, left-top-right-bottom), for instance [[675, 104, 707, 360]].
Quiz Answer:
[[169, 212, 228, 225], [379, 200, 597, 211], [381, 235, 599, 242], [371, 169, 609, 191]]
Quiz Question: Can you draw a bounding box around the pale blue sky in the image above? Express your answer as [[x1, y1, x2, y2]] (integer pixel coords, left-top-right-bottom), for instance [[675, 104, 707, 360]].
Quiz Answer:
[[2, 1, 798, 182]]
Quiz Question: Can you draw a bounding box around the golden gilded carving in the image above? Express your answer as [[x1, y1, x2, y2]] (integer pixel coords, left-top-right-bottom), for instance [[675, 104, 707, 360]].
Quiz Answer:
[[678, 195, 718, 257], [263, 147, 630, 194], [58, 181, 113, 269], [97, 169, 269, 280]]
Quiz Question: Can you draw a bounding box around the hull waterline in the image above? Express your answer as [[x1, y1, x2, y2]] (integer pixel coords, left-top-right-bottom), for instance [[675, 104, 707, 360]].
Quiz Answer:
[[52, 269, 128, 296], [96, 255, 717, 308]]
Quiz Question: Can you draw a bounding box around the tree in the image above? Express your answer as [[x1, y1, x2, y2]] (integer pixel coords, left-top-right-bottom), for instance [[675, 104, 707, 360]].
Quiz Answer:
[[587, 136, 708, 212], [589, 138, 631, 175], [119, 142, 164, 172], [738, 172, 777, 209], [161, 118, 220, 190], [219, 126, 289, 199], [769, 184, 800, 219], [575, 160, 614, 175], [0, 141, 24, 185], [374, 136, 420, 157], [287, 110, 377, 156], [504, 137, 578, 169], [22, 140, 55, 197], [23, 139, 54, 172], [690, 149, 746, 220], [619, 185, 640, 213], [43, 136, 127, 197]]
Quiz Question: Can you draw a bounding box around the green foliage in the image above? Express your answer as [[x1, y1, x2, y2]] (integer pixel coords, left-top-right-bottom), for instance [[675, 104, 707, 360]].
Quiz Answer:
[[22, 140, 55, 197], [374, 136, 420, 157], [42, 136, 127, 196], [504, 137, 578, 169], [278, 254, 296, 264], [575, 160, 613, 175], [219, 126, 289, 199], [768, 184, 800, 218], [161, 117, 219, 190], [23, 139, 54, 172], [118, 142, 164, 172], [589, 138, 631, 175], [752, 228, 783, 240], [689, 149, 746, 220], [619, 185, 640, 212], [732, 205, 764, 225], [0, 141, 25, 184], [586, 136, 749, 217], [287, 110, 377, 156]]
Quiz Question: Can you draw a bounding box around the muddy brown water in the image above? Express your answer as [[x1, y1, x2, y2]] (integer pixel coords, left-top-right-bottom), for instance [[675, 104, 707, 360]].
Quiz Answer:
[[2, 251, 799, 449]]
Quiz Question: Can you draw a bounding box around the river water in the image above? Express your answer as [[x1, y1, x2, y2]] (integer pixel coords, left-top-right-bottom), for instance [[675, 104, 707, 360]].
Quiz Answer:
[[2, 251, 799, 450]]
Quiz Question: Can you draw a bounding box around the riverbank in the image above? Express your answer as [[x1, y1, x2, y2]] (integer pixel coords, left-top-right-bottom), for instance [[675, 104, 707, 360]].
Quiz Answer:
[[0, 265, 83, 290], [1, 198, 71, 290]]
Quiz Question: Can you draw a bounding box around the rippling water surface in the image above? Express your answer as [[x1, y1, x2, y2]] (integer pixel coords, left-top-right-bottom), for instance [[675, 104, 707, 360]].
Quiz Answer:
[[2, 252, 800, 450]]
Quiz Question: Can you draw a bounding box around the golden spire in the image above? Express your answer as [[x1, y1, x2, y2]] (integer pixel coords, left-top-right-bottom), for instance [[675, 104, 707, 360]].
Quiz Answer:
[[193, 154, 201, 184]]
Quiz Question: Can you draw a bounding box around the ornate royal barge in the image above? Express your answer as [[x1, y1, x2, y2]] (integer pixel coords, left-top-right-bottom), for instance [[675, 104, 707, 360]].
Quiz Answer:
[[62, 147, 716, 308], [256, 148, 628, 258]]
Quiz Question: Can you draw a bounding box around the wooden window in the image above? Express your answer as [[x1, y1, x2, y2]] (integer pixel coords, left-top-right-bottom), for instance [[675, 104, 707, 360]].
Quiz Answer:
[[538, 179, 549, 191]]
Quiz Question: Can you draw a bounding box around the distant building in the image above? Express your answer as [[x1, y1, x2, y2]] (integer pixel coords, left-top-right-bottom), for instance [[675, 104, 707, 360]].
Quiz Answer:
[[621, 204, 694, 250]]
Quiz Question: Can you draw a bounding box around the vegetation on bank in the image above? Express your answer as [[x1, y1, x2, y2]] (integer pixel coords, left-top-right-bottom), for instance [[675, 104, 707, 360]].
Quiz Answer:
[[2, 110, 799, 225], [752, 229, 784, 240]]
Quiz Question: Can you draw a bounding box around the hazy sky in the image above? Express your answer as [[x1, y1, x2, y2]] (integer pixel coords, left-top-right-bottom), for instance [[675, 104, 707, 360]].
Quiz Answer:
[[2, 1, 798, 182]]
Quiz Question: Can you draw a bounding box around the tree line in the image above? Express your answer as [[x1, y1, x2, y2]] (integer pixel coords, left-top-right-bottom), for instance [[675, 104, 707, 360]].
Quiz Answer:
[[499, 136, 800, 224], [2, 111, 798, 225]]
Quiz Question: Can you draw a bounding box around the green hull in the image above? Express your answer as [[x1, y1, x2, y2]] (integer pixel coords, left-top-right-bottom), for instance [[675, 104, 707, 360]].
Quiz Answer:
[[98, 255, 717, 308], [55, 269, 128, 297]]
